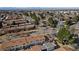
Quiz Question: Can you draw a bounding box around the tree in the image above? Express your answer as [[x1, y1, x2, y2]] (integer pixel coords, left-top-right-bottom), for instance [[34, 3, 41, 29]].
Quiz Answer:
[[31, 13, 40, 25], [34, 17, 40, 25], [48, 17, 58, 28], [39, 13, 45, 19], [30, 13, 37, 20], [12, 21, 16, 25], [65, 20, 74, 26], [24, 12, 29, 16], [57, 25, 75, 45], [73, 15, 79, 23], [0, 21, 3, 28], [68, 34, 75, 44], [57, 26, 70, 44]]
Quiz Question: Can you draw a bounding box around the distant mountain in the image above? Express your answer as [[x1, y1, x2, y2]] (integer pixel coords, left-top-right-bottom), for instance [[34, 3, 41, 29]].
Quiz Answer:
[[0, 7, 17, 10], [0, 7, 79, 11]]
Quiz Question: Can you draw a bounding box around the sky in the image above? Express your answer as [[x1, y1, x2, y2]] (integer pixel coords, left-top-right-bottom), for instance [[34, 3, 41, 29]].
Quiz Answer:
[[0, 0, 79, 7]]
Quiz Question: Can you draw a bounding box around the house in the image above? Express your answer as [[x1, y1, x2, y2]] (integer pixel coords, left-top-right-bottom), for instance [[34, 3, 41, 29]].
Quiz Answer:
[[26, 45, 42, 51], [0, 44, 3, 50], [41, 42, 57, 51], [2, 37, 27, 50], [70, 22, 79, 36], [1, 34, 45, 51], [57, 21, 65, 30], [3, 24, 35, 33]]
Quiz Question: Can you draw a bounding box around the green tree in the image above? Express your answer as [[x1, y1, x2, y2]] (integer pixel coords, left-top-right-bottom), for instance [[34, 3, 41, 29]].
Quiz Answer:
[[57, 27, 68, 43], [68, 34, 75, 44], [65, 20, 74, 26], [24, 12, 29, 16], [39, 13, 45, 19], [48, 17, 58, 28], [57, 26, 75, 45], [73, 15, 79, 23], [30, 13, 40, 25]]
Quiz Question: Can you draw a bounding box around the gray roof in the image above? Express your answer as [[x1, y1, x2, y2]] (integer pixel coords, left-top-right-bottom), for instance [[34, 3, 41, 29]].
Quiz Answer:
[[42, 42, 56, 51]]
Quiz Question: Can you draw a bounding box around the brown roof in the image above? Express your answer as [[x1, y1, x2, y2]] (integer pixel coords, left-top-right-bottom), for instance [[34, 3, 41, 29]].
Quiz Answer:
[[2, 35, 45, 49], [0, 44, 3, 50], [55, 47, 66, 51], [31, 45, 42, 51], [25, 35, 45, 43], [26, 45, 42, 51], [4, 25, 35, 33], [2, 37, 26, 48]]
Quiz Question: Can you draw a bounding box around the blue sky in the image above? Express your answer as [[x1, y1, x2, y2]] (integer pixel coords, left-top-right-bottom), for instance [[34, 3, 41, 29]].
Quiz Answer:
[[0, 0, 79, 7]]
